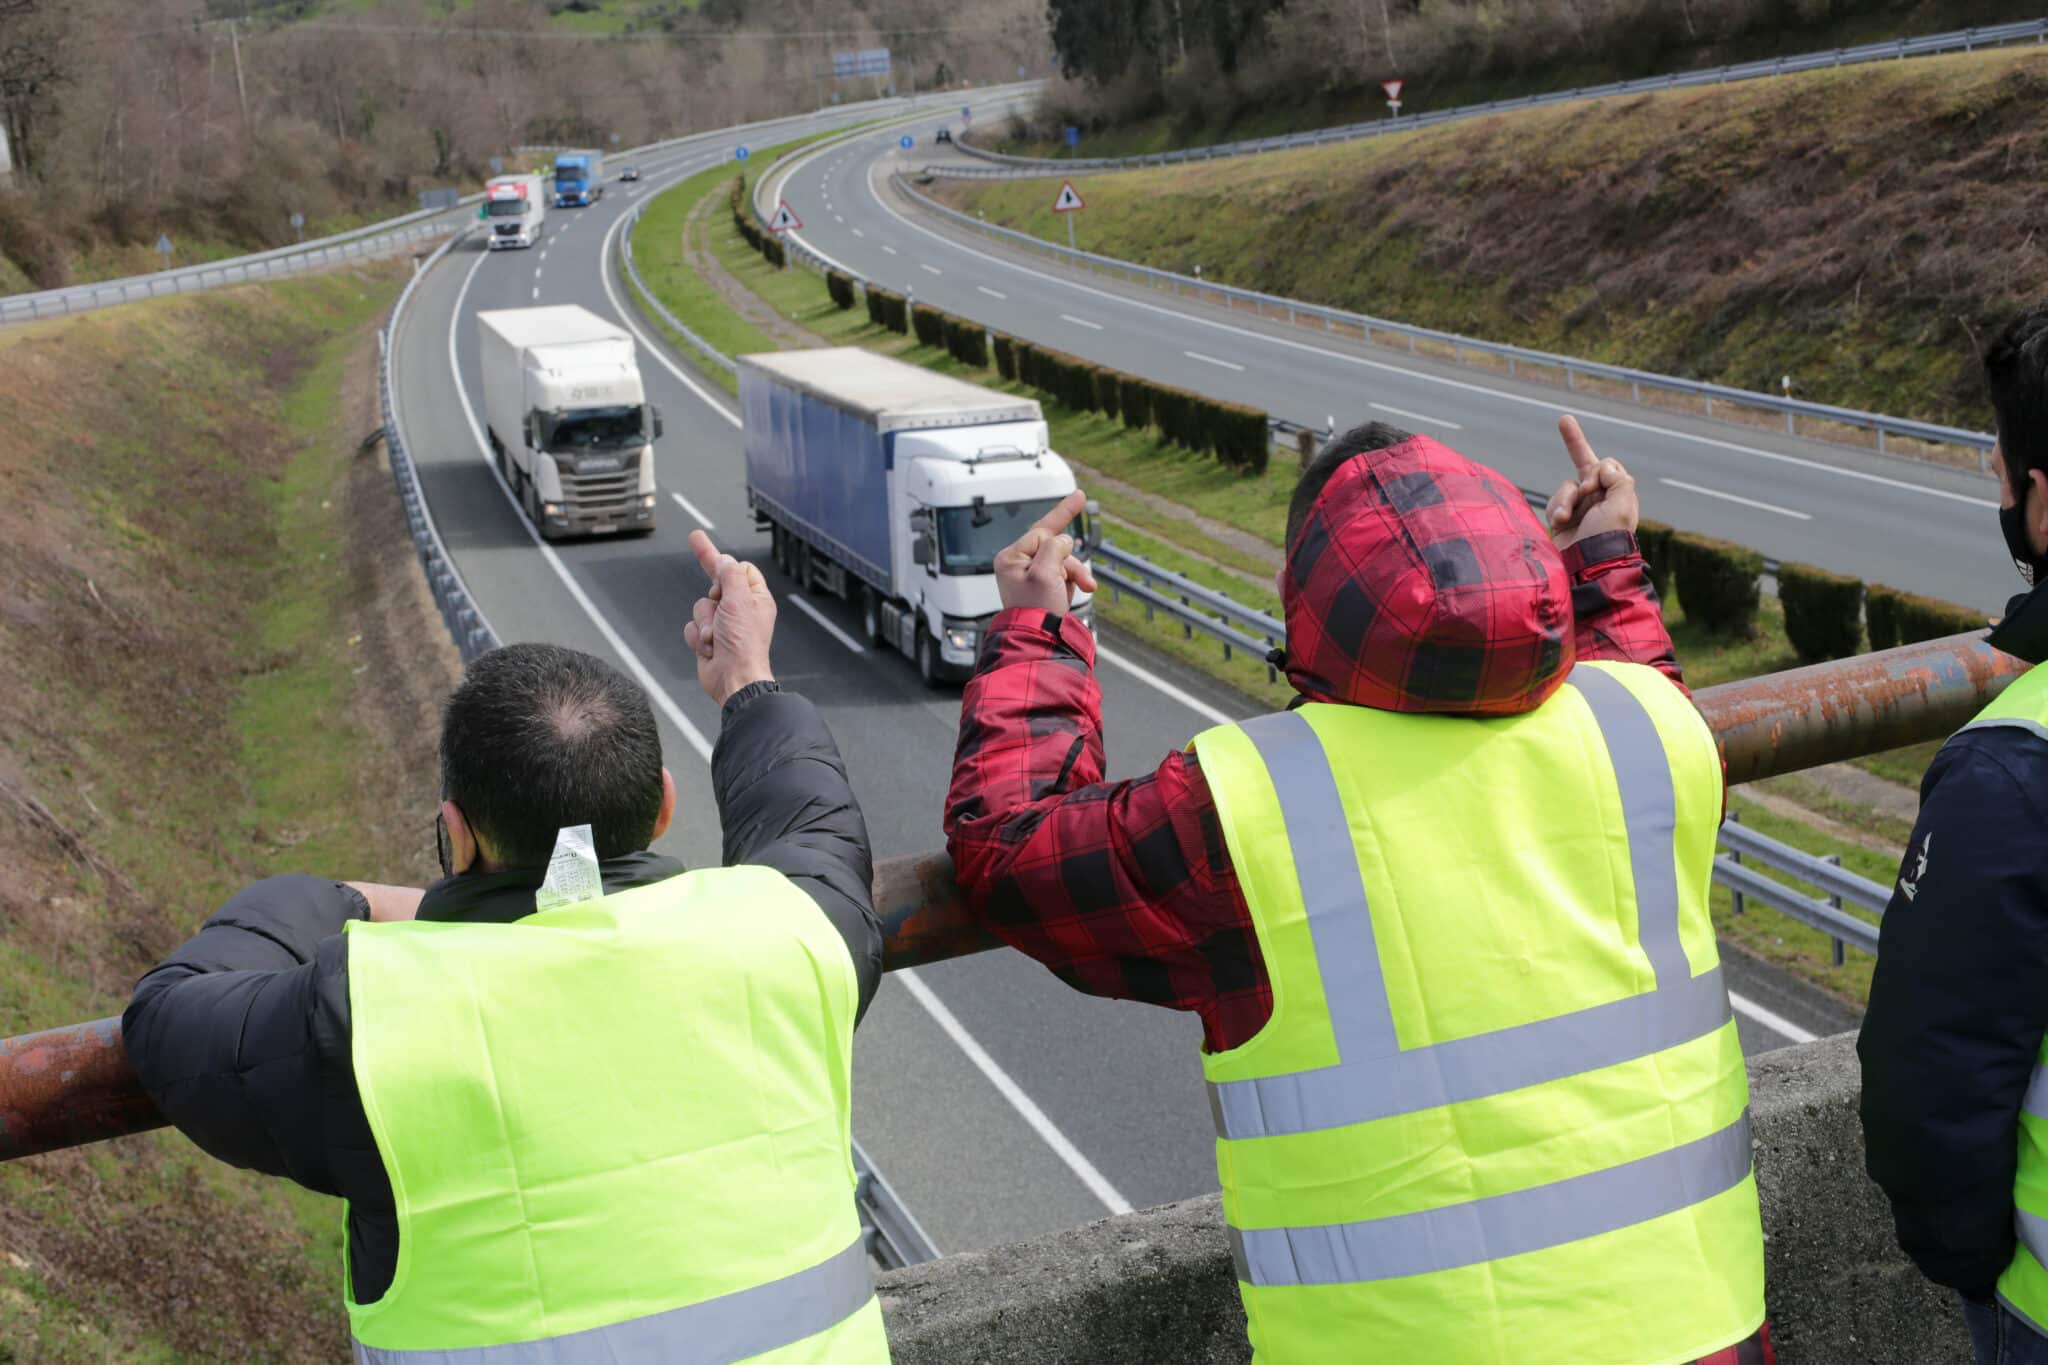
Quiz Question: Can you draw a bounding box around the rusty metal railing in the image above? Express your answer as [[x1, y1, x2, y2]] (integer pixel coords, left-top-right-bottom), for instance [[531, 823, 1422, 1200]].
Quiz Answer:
[[0, 630, 2026, 1164]]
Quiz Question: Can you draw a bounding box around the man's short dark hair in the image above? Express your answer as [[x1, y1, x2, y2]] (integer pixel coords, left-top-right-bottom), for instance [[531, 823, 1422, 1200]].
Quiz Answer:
[[1986, 308, 2048, 495], [1285, 421, 1414, 557], [440, 643, 665, 868]]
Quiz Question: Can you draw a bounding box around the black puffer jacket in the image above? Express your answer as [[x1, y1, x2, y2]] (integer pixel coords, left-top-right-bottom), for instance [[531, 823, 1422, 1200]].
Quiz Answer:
[[121, 686, 881, 1303]]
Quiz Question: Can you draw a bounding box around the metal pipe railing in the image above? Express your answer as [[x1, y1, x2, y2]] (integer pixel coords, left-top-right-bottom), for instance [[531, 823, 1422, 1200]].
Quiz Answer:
[[0, 629, 2026, 1163]]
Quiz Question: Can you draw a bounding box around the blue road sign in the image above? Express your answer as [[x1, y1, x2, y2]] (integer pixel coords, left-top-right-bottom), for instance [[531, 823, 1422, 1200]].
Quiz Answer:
[[961, 106, 972, 120], [899, 134, 914, 149], [1065, 126, 1081, 148], [736, 145, 750, 161]]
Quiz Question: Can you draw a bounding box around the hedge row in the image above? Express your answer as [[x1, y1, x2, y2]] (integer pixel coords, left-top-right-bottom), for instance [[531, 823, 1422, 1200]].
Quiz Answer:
[[1867, 585, 1987, 652], [826, 271, 856, 310], [1778, 562, 1863, 663], [729, 175, 785, 268], [1671, 533, 1763, 637], [943, 317, 988, 368], [1670, 542, 1988, 662], [865, 287, 909, 334]]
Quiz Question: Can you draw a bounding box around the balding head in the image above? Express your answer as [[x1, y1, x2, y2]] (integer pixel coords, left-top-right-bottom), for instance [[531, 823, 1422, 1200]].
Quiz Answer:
[[440, 643, 665, 868]]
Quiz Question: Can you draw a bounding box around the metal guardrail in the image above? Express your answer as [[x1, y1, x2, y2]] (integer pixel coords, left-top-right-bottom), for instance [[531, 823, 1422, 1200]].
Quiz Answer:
[[854, 1140, 941, 1268], [946, 19, 2048, 176], [621, 201, 742, 378], [892, 173, 1998, 465], [380, 232, 499, 664]]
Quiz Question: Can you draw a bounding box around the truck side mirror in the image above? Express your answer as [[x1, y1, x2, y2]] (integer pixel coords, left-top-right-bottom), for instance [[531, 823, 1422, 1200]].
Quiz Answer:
[[650, 405, 664, 441], [912, 534, 934, 567], [524, 413, 539, 449]]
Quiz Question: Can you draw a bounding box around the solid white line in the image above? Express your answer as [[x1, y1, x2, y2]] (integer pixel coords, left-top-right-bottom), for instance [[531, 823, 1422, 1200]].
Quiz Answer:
[[1371, 401, 1461, 430], [978, 285, 1008, 300], [896, 969, 1133, 1215], [668, 490, 715, 529], [1186, 350, 1244, 371], [1728, 990, 1819, 1045], [867, 173, 1997, 510], [598, 191, 744, 431], [920, 263, 943, 275], [1096, 646, 1234, 727], [883, 244, 899, 255], [1661, 478, 1812, 520], [1061, 313, 1103, 330], [788, 594, 867, 654], [445, 245, 717, 763]]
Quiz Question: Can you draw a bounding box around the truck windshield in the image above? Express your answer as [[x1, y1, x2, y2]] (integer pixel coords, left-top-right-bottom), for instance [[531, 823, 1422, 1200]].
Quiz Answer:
[[935, 498, 1071, 576], [542, 405, 644, 453], [486, 198, 528, 217]]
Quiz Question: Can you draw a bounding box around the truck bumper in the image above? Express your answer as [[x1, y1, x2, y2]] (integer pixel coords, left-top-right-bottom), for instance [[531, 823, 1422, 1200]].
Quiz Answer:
[[539, 499, 657, 539]]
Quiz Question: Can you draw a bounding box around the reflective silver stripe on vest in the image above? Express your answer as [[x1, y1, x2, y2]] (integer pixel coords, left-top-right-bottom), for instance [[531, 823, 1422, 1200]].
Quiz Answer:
[[2020, 1209, 2048, 1272], [352, 1235, 873, 1365], [1230, 1111, 1753, 1286], [2026, 1062, 2048, 1121], [1208, 668, 1732, 1141], [1962, 716, 2048, 745]]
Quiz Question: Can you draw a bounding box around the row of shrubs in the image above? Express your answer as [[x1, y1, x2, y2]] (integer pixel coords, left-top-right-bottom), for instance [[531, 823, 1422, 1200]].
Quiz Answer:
[[730, 176, 785, 269], [1634, 520, 1986, 662]]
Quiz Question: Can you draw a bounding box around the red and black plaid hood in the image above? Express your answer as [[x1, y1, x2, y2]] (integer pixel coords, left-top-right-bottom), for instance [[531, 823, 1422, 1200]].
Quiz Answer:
[[1281, 434, 1573, 715]]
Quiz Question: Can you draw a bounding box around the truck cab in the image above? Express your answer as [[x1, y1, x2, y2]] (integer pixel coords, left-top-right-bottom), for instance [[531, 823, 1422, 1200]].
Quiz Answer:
[[482, 173, 545, 249], [552, 151, 604, 208]]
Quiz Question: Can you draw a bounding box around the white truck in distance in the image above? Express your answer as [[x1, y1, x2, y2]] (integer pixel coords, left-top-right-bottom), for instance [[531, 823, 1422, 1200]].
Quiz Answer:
[[739, 348, 1095, 686], [478, 306, 661, 540], [482, 173, 546, 249]]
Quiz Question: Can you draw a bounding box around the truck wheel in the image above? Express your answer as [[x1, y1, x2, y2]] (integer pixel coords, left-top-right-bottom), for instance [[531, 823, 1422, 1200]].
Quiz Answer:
[[915, 627, 942, 689], [522, 473, 548, 538], [861, 589, 882, 646], [792, 542, 811, 593], [498, 441, 516, 495]]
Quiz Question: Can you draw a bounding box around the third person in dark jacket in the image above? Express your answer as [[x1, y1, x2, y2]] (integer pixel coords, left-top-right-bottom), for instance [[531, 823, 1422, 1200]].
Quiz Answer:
[[123, 530, 891, 1363], [1861, 306, 2048, 1365]]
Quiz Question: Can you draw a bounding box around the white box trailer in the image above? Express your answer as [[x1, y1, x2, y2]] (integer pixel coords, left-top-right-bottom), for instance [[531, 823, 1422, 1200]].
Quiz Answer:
[[478, 306, 661, 540], [482, 173, 546, 249], [740, 347, 1095, 686]]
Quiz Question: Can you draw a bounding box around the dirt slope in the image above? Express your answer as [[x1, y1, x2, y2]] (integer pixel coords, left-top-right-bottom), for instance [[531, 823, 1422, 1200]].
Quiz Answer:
[[942, 46, 2048, 428], [0, 266, 459, 1361]]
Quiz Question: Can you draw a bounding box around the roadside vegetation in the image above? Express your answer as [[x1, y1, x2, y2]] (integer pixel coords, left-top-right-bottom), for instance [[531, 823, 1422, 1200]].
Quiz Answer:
[[943, 46, 2048, 434], [0, 267, 459, 1359], [0, 0, 1040, 293], [1016, 0, 2041, 160], [636, 158, 1927, 1008]]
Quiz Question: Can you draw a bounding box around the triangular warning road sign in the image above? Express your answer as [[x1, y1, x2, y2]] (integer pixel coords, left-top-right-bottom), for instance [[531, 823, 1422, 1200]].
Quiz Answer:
[[767, 200, 803, 233], [1380, 79, 1404, 101], [1052, 181, 1085, 213]]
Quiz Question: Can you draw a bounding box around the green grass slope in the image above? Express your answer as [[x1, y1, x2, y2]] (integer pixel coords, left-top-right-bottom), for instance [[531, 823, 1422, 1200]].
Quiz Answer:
[[942, 46, 2048, 429]]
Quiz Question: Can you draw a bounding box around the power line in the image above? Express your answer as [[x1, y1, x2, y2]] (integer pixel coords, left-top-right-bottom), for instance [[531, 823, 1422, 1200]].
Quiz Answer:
[[245, 19, 1038, 44]]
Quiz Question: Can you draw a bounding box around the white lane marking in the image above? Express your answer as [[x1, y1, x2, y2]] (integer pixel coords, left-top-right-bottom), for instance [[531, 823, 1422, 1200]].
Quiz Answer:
[[1728, 990, 1818, 1045], [1661, 478, 1813, 521], [853, 228, 866, 238], [1097, 647, 1233, 727], [896, 969, 1132, 1215], [534, 267, 543, 280], [1186, 350, 1245, 372], [1371, 401, 1461, 430], [444, 246, 716, 764], [788, 594, 867, 654], [866, 174, 1998, 511], [883, 244, 899, 255], [669, 490, 715, 529], [834, 213, 845, 224], [540, 249, 548, 261], [978, 286, 1008, 300], [920, 263, 943, 275], [530, 286, 539, 300], [1061, 313, 1102, 330]]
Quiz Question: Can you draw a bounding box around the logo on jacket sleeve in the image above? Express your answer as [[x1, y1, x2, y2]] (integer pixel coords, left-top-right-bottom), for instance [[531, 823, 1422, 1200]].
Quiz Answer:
[[1899, 831, 1933, 903]]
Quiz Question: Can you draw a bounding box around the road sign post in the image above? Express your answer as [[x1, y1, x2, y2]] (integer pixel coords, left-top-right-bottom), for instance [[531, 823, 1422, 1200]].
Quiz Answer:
[[1382, 78, 1405, 118], [1052, 180, 1085, 251], [154, 234, 173, 265], [289, 211, 305, 243]]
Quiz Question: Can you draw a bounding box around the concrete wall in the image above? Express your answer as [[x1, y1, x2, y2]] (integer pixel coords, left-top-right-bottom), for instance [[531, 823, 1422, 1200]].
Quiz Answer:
[[876, 1032, 1970, 1363]]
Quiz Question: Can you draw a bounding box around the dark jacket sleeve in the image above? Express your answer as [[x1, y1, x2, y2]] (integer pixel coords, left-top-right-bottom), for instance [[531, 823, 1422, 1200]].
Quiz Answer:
[[121, 875, 368, 1193], [1859, 732, 2048, 1300], [712, 685, 883, 1023]]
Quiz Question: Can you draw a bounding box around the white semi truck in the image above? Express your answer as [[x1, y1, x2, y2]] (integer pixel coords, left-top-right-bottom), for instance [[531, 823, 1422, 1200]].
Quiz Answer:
[[482, 173, 546, 249], [477, 306, 661, 540], [739, 348, 1095, 686]]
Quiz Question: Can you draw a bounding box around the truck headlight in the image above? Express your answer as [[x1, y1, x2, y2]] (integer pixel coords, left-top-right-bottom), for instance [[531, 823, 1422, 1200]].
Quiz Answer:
[[542, 503, 562, 517], [944, 625, 979, 652], [642, 494, 657, 508]]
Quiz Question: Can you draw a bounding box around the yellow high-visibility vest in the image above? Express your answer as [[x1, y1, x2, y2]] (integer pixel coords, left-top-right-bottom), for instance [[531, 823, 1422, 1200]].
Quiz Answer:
[[1192, 661, 1764, 1364]]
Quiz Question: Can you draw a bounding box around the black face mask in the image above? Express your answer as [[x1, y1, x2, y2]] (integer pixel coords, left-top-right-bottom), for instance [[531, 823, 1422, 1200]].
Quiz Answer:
[[2004, 484, 2048, 587]]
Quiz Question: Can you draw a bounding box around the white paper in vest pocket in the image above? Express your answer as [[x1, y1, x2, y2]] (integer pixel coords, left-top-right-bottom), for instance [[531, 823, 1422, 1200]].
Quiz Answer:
[[535, 825, 602, 911]]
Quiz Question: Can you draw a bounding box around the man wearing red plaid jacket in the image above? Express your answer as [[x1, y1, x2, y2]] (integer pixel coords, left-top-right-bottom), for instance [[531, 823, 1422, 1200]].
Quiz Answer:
[[944, 419, 1773, 1365]]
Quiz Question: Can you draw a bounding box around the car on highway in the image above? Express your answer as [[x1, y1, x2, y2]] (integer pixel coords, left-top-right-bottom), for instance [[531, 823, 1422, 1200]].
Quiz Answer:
[[934, 127, 952, 144], [619, 166, 641, 182]]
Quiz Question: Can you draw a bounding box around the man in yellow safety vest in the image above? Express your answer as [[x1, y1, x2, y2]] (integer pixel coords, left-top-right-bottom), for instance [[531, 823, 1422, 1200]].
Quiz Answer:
[[943, 419, 1772, 1363]]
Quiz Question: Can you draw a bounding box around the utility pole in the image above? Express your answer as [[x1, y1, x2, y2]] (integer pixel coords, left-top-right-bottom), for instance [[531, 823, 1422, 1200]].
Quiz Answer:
[[229, 20, 251, 142]]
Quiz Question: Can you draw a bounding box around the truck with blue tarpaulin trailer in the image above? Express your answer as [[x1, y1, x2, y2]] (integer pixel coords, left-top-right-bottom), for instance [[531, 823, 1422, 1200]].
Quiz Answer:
[[552, 150, 604, 207], [739, 348, 1094, 685]]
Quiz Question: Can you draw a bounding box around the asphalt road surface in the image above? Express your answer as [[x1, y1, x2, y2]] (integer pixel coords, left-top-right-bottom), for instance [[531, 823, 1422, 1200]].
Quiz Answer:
[[390, 94, 1880, 1259]]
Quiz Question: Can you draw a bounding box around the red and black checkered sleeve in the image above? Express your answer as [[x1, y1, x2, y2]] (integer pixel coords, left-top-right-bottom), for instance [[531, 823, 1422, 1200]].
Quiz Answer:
[[1566, 530, 1687, 696], [944, 609, 1271, 1050]]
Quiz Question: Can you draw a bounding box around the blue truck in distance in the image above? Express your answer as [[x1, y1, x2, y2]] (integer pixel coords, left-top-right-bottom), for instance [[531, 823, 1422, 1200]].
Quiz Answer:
[[552, 150, 605, 207]]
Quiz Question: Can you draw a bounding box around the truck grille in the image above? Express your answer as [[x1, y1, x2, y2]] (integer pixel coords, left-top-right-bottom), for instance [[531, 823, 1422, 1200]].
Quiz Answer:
[[563, 470, 639, 518]]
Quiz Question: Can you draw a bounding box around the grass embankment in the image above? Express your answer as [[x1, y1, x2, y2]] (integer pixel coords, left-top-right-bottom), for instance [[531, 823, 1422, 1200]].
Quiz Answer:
[[0, 268, 458, 1360], [944, 47, 2048, 434], [637, 163, 1913, 1008]]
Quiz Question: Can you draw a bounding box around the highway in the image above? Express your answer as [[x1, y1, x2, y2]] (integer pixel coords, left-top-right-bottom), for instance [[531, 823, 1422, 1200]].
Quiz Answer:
[[775, 120, 2011, 615], [389, 94, 1868, 1261]]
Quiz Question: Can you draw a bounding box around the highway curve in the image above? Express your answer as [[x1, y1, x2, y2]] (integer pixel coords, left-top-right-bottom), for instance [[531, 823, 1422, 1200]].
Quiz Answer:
[[390, 95, 1861, 1259]]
